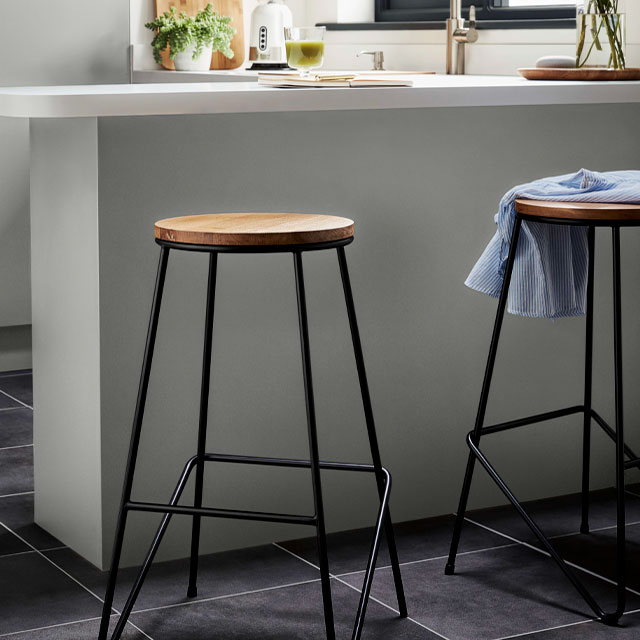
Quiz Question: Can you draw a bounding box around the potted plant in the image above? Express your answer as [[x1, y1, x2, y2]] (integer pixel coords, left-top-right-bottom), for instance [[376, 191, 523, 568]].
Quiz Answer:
[[146, 3, 236, 71]]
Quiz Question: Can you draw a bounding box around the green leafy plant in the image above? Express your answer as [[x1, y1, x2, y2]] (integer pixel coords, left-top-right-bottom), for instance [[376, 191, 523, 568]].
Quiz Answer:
[[145, 3, 235, 64]]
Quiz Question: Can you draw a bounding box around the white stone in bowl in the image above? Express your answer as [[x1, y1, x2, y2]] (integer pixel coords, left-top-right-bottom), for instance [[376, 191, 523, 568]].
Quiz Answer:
[[536, 55, 576, 69]]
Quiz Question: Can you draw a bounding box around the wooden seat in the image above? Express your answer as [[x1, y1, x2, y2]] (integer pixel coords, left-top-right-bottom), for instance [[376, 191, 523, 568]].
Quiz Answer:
[[516, 199, 640, 222], [155, 213, 354, 247]]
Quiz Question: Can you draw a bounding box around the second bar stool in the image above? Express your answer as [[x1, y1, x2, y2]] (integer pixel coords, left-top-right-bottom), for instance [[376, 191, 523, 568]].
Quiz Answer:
[[98, 213, 407, 640], [446, 199, 640, 625]]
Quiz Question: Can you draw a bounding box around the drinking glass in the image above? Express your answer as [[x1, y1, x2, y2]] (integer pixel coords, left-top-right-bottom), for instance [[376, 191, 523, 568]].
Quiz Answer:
[[284, 27, 326, 77]]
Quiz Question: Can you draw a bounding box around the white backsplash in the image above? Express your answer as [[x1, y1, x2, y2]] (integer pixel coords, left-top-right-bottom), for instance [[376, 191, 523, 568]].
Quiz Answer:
[[131, 0, 640, 74]]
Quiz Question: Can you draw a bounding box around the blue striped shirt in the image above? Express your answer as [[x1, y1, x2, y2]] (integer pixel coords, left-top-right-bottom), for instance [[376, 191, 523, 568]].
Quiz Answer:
[[465, 169, 640, 319]]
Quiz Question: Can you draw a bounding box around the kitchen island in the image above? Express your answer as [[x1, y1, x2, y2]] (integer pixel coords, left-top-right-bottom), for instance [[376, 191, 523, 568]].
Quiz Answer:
[[2, 76, 640, 569]]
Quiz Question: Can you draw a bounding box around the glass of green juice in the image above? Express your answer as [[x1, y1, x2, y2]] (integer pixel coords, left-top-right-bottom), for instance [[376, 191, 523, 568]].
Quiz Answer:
[[284, 27, 326, 77]]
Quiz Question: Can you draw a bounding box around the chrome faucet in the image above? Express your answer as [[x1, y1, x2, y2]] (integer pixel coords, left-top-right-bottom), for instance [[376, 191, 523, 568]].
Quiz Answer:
[[446, 1, 478, 75], [357, 50, 385, 71]]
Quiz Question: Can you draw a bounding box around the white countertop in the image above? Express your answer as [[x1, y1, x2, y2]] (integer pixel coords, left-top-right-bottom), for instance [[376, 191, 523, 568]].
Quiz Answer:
[[1, 74, 639, 118]]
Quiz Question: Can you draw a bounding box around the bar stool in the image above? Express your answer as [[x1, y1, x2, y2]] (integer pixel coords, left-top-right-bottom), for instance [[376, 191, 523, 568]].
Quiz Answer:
[[446, 200, 640, 625], [98, 213, 407, 640]]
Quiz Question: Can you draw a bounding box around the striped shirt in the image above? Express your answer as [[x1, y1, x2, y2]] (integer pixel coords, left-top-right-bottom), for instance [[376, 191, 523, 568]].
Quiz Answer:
[[465, 169, 640, 319]]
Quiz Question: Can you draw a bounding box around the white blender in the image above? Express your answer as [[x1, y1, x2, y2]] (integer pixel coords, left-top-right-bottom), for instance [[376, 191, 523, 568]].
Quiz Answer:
[[248, 0, 293, 70]]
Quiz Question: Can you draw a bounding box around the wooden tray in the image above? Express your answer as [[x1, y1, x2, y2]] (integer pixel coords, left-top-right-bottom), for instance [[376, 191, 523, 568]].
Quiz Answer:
[[154, 0, 245, 70], [518, 67, 640, 81]]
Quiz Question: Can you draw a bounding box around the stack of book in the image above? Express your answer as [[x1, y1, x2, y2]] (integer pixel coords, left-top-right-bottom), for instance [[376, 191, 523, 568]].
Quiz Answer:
[[258, 72, 417, 88]]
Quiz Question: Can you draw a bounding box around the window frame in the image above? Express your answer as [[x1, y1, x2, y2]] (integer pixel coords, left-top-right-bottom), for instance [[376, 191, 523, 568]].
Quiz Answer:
[[375, 0, 576, 24]]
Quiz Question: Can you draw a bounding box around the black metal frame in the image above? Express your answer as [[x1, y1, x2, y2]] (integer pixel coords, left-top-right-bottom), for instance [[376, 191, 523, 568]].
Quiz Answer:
[[375, 0, 576, 24], [98, 238, 407, 640], [445, 212, 637, 625]]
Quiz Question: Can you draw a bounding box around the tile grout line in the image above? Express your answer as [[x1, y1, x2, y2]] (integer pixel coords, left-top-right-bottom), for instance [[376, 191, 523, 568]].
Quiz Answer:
[[489, 617, 595, 640], [272, 542, 451, 640], [335, 541, 522, 579], [0, 407, 25, 413], [546, 517, 640, 541], [0, 616, 103, 638], [463, 515, 640, 598], [0, 544, 67, 561], [479, 604, 640, 640], [0, 491, 33, 500], [0, 522, 154, 640], [0, 372, 31, 380], [0, 444, 33, 452], [131, 577, 323, 616], [0, 389, 32, 411]]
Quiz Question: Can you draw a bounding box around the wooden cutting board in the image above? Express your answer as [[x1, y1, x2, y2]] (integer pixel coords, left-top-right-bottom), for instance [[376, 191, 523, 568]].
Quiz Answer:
[[154, 0, 245, 71]]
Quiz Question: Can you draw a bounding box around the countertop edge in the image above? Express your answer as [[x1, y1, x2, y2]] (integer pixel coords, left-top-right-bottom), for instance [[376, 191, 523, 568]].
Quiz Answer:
[[2, 78, 640, 118]]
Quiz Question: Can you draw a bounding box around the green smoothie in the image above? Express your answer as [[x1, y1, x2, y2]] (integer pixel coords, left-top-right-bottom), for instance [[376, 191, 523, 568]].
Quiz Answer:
[[286, 40, 325, 69]]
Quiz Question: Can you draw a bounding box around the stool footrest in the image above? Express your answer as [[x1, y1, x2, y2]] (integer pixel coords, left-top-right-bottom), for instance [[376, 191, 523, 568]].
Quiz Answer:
[[203, 452, 381, 473], [126, 501, 317, 526], [466, 431, 626, 621], [481, 405, 584, 436]]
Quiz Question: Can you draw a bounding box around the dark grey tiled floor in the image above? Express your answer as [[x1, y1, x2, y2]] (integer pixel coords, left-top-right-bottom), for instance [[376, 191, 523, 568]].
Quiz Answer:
[[0, 408, 32, 448], [0, 370, 33, 407], [0, 446, 33, 497], [1, 370, 640, 640]]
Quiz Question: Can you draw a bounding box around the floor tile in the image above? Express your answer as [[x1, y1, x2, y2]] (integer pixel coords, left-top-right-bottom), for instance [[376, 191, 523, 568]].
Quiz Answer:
[[279, 515, 509, 576], [46, 542, 319, 613], [0, 372, 33, 407], [0, 392, 21, 410], [546, 522, 640, 592], [467, 488, 640, 545], [0, 446, 33, 496], [0, 525, 30, 558], [513, 612, 640, 639], [131, 578, 438, 639], [0, 551, 103, 636], [626, 483, 640, 496], [341, 543, 640, 640], [0, 408, 33, 448], [0, 493, 63, 550], [6, 616, 149, 639]]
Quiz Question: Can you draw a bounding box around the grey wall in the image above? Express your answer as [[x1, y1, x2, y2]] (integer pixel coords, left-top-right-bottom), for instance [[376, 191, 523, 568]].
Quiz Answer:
[[96, 104, 640, 568], [0, 0, 130, 369]]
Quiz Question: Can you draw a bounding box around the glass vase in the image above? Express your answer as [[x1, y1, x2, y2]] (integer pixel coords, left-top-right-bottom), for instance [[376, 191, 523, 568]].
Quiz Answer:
[[576, 1, 626, 69]]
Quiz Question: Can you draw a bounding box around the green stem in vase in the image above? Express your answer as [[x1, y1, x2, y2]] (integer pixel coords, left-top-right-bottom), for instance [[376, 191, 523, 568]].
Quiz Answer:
[[577, 0, 625, 69]]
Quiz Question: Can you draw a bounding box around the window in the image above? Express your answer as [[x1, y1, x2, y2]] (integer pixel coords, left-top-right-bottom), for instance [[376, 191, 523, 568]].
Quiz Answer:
[[375, 0, 576, 25]]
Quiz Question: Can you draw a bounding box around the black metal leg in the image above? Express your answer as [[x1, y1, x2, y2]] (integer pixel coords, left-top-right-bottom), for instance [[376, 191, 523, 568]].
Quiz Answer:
[[581, 226, 596, 535], [336, 246, 408, 624], [460, 227, 627, 625], [98, 247, 170, 640], [109, 458, 198, 640], [611, 225, 627, 621], [446, 217, 523, 575], [443, 223, 627, 625], [294, 252, 336, 640], [352, 468, 393, 640], [188, 253, 219, 598], [467, 434, 612, 621]]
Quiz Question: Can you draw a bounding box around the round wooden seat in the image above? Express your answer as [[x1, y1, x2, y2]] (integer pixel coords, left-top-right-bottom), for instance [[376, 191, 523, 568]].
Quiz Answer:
[[515, 199, 640, 222], [155, 213, 354, 247]]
